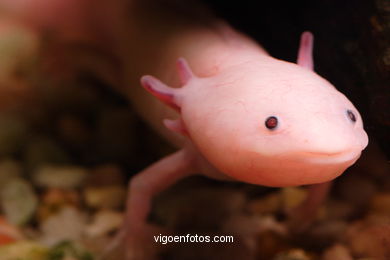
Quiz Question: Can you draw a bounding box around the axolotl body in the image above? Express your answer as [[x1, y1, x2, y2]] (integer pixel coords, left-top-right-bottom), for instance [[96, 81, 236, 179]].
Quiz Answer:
[[116, 1, 369, 259]]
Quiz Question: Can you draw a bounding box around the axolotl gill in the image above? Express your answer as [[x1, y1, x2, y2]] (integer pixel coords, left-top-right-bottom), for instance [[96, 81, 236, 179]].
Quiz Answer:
[[115, 1, 369, 259]]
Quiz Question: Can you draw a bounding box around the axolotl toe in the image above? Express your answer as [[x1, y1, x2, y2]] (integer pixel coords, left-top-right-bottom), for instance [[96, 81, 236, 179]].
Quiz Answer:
[[112, 2, 369, 259]]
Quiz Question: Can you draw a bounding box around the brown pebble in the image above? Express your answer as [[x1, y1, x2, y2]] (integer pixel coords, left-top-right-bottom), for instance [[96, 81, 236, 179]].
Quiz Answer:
[[322, 244, 353, 260], [33, 165, 88, 189], [346, 221, 390, 260], [37, 188, 80, 221], [39, 207, 86, 246], [255, 230, 291, 260], [282, 187, 307, 212], [273, 248, 313, 260], [85, 210, 123, 237], [369, 192, 390, 216], [84, 186, 126, 209], [1, 178, 38, 225], [247, 192, 282, 215]]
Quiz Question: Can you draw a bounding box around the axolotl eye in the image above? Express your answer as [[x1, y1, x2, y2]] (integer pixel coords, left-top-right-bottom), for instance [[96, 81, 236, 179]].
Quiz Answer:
[[346, 110, 357, 123], [265, 116, 278, 130]]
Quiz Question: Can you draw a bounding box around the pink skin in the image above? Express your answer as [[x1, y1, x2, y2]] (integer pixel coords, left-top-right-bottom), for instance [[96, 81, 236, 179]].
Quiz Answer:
[[112, 30, 368, 259]]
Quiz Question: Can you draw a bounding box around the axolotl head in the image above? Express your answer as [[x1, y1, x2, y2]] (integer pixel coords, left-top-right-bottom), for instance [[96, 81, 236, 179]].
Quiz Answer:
[[141, 32, 368, 187]]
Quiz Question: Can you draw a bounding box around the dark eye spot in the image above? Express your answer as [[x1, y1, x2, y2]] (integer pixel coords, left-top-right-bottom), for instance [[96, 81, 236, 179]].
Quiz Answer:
[[265, 116, 278, 130], [347, 110, 356, 123]]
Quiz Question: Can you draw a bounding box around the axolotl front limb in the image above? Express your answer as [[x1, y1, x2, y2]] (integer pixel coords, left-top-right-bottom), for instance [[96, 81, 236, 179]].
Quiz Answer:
[[116, 31, 369, 259]]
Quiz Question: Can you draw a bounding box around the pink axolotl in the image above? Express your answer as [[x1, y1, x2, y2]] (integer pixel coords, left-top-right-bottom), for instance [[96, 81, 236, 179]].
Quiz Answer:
[[106, 2, 370, 259]]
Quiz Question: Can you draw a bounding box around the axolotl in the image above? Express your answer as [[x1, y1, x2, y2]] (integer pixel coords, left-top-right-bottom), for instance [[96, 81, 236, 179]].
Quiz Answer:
[[113, 1, 369, 259]]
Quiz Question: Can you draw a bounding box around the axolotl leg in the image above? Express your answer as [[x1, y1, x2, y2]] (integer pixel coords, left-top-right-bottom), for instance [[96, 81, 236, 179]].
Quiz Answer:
[[288, 182, 332, 232], [121, 147, 199, 259]]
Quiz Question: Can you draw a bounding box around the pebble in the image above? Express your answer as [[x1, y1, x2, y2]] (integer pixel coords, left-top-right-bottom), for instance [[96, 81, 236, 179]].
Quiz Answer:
[[282, 187, 307, 211], [0, 241, 48, 260], [33, 165, 88, 189], [369, 192, 390, 216], [46, 240, 93, 260], [224, 214, 287, 238], [223, 214, 286, 245], [346, 221, 390, 260], [37, 188, 80, 221], [255, 230, 291, 260], [84, 186, 126, 209], [247, 192, 282, 215], [1, 178, 38, 225], [0, 216, 23, 244], [273, 249, 312, 260], [322, 244, 353, 260], [39, 207, 86, 246], [85, 210, 123, 237]]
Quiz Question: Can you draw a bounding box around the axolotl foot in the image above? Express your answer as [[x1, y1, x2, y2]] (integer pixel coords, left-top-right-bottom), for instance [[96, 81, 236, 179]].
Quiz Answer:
[[286, 181, 332, 233]]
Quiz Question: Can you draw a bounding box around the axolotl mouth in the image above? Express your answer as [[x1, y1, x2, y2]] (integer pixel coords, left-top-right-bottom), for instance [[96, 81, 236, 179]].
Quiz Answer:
[[299, 150, 362, 165]]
